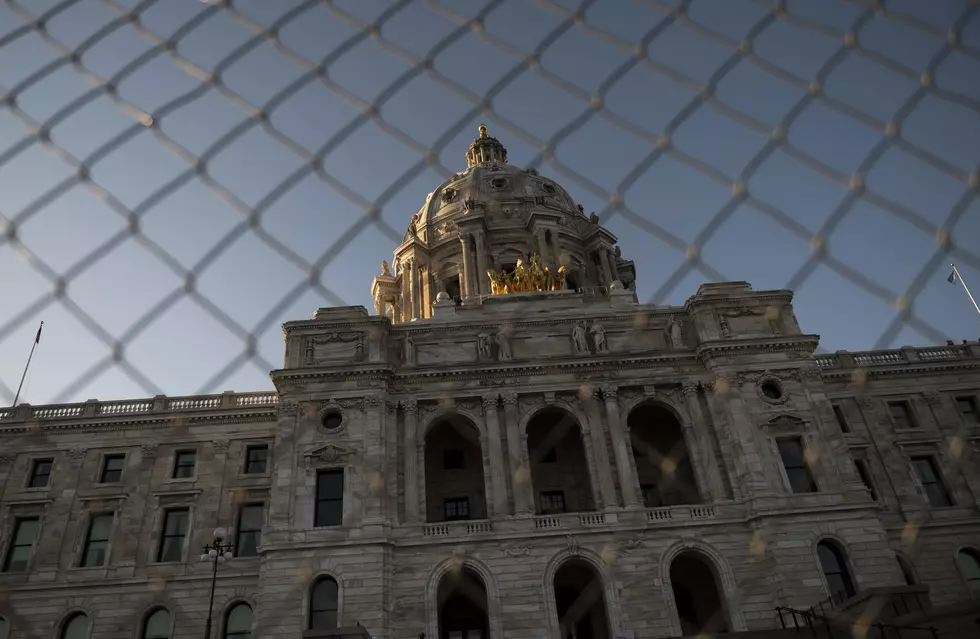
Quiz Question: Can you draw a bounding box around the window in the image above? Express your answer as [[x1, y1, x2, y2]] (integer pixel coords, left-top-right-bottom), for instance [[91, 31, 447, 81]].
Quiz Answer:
[[777, 438, 817, 493], [80, 513, 113, 567], [832, 404, 850, 433], [853, 459, 878, 501], [541, 490, 566, 514], [172, 450, 196, 478], [141, 608, 172, 639], [2, 517, 39, 572], [956, 549, 980, 597], [910, 456, 953, 507], [817, 541, 856, 603], [540, 447, 557, 464], [888, 401, 916, 429], [99, 454, 125, 483], [309, 576, 339, 630], [640, 484, 657, 507], [28, 458, 52, 488], [897, 555, 916, 586], [321, 411, 343, 431], [760, 381, 783, 400], [223, 603, 252, 639], [315, 470, 344, 527], [955, 397, 980, 426], [243, 445, 268, 474], [235, 504, 263, 557], [60, 613, 89, 639], [444, 497, 470, 521], [443, 449, 464, 470], [157, 509, 189, 562]]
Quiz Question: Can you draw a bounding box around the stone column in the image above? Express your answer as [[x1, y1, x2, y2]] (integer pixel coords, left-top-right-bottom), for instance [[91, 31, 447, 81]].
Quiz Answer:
[[535, 229, 550, 263], [703, 385, 746, 500], [549, 231, 561, 266], [459, 235, 473, 298], [374, 293, 383, 317], [363, 396, 386, 524], [682, 384, 725, 501], [474, 231, 489, 295], [482, 394, 509, 517], [407, 258, 419, 321], [403, 401, 420, 522], [597, 250, 612, 286], [399, 260, 410, 322], [601, 385, 640, 507], [676, 385, 714, 502], [584, 388, 618, 509], [502, 393, 534, 515]]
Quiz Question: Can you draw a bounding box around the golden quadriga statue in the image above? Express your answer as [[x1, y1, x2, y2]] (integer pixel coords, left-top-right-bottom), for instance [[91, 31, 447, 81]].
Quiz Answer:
[[487, 254, 567, 295]]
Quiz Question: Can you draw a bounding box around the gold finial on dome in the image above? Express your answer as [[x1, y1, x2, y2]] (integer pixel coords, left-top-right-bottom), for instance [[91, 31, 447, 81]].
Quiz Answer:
[[479, 124, 488, 138]]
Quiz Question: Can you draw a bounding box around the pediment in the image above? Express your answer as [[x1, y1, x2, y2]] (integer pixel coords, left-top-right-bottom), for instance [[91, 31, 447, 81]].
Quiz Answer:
[[303, 443, 356, 468]]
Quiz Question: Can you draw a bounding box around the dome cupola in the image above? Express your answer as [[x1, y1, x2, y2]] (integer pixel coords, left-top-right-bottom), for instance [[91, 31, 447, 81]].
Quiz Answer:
[[465, 124, 508, 168]]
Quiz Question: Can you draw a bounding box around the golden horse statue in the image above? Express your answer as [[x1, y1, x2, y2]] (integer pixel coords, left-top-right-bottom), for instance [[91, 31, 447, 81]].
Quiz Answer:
[[487, 254, 568, 294]]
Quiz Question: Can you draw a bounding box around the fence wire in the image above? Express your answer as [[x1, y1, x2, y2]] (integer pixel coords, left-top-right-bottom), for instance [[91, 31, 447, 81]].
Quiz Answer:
[[0, 0, 979, 405]]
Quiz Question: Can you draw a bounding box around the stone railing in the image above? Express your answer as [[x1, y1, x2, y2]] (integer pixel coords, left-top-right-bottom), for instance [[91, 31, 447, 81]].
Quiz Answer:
[[420, 520, 493, 537], [645, 504, 716, 522], [0, 390, 279, 422], [814, 343, 978, 371]]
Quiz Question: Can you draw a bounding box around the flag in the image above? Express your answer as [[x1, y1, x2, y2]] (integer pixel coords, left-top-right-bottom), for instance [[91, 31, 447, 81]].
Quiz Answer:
[[948, 269, 957, 284], [34, 322, 42, 344]]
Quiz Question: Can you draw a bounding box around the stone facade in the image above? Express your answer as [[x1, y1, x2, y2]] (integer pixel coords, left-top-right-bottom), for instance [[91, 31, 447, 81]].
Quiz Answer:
[[2, 129, 980, 639]]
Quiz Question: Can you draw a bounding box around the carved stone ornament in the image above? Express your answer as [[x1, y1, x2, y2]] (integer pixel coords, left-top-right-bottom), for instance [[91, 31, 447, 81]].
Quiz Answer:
[[482, 395, 499, 411], [922, 391, 943, 406], [722, 306, 761, 317], [566, 534, 581, 555], [681, 383, 700, 397], [317, 403, 347, 436], [502, 544, 531, 557], [305, 444, 354, 468], [278, 400, 299, 417], [754, 372, 789, 405], [0, 454, 14, 468], [438, 220, 458, 236], [364, 396, 383, 408], [622, 539, 644, 551], [306, 332, 366, 365], [67, 447, 87, 462], [719, 316, 733, 338], [857, 396, 875, 409], [212, 439, 230, 453], [141, 443, 158, 458], [336, 398, 364, 411], [501, 393, 519, 407], [442, 187, 457, 203]]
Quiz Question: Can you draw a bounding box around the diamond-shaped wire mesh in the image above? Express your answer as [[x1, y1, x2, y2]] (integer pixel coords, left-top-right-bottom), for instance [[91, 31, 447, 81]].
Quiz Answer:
[[0, 0, 979, 405]]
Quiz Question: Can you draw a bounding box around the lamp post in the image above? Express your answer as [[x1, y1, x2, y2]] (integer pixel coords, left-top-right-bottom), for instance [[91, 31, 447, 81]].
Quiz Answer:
[[200, 527, 234, 639]]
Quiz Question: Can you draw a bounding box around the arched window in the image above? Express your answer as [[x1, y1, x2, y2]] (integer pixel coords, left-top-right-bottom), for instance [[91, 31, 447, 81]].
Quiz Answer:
[[817, 541, 856, 603], [0, 616, 9, 639], [897, 555, 916, 585], [61, 613, 90, 639], [956, 549, 980, 596], [223, 603, 252, 639], [310, 576, 339, 630], [141, 608, 172, 639]]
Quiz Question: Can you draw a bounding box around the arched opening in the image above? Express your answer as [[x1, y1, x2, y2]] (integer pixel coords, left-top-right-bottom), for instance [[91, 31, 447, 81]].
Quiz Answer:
[[526, 408, 595, 514], [446, 276, 462, 303], [956, 548, 980, 596], [309, 576, 340, 630], [223, 603, 252, 639], [565, 271, 580, 291], [670, 552, 728, 636], [60, 613, 89, 639], [438, 566, 489, 639], [817, 541, 856, 603], [897, 554, 917, 585], [141, 608, 172, 639], [628, 403, 700, 507], [554, 559, 610, 639], [425, 414, 487, 522]]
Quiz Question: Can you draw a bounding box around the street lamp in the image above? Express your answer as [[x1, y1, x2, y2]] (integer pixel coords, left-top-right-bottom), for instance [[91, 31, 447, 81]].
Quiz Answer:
[[200, 527, 234, 639]]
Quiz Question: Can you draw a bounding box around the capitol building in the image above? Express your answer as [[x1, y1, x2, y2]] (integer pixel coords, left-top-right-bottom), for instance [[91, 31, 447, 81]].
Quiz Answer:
[[1, 128, 979, 639]]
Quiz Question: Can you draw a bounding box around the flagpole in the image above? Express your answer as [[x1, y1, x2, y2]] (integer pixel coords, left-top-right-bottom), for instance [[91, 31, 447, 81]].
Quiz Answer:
[[951, 263, 980, 317], [12, 321, 42, 409]]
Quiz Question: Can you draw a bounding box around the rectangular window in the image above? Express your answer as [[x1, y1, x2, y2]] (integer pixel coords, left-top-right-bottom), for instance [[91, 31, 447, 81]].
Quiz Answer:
[[541, 490, 566, 514], [955, 396, 980, 426], [80, 513, 113, 567], [540, 447, 557, 464], [640, 484, 658, 507], [853, 459, 878, 501], [832, 404, 850, 433], [910, 456, 953, 507], [443, 497, 470, 521], [99, 454, 125, 483], [777, 438, 818, 493], [244, 445, 269, 474], [2, 517, 39, 572], [157, 509, 189, 562], [235, 504, 263, 557], [27, 458, 52, 488], [315, 470, 344, 527], [172, 450, 196, 479], [443, 449, 464, 470], [888, 401, 917, 430]]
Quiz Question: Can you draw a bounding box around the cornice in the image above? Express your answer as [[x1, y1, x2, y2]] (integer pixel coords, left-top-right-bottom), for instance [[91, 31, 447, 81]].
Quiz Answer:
[[684, 291, 794, 310], [819, 361, 980, 381], [696, 336, 820, 358], [0, 411, 277, 436]]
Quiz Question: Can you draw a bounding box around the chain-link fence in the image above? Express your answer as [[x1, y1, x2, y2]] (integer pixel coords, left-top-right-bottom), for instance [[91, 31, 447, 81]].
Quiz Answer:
[[0, 0, 978, 405]]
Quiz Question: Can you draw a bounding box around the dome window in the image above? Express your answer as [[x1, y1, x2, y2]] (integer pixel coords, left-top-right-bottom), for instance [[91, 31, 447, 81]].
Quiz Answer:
[[542, 183, 556, 195], [442, 188, 457, 203], [490, 177, 508, 190]]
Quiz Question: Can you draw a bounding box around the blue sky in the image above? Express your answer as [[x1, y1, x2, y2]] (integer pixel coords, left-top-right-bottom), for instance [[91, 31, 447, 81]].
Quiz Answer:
[[1, 0, 978, 406]]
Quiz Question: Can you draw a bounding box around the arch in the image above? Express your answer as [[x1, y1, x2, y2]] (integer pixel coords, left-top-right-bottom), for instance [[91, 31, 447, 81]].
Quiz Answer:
[[309, 575, 341, 630], [955, 547, 980, 597], [222, 602, 253, 639], [669, 551, 729, 635], [423, 412, 489, 522], [543, 548, 623, 639], [525, 406, 596, 514], [895, 553, 917, 586], [140, 607, 172, 639], [660, 539, 746, 635], [816, 539, 857, 603], [628, 400, 701, 506], [59, 612, 91, 639], [618, 395, 687, 427], [425, 556, 502, 639]]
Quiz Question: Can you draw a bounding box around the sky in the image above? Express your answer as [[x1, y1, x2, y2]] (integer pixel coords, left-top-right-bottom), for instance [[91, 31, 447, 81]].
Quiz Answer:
[[0, 0, 978, 407]]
